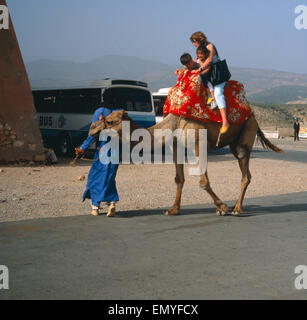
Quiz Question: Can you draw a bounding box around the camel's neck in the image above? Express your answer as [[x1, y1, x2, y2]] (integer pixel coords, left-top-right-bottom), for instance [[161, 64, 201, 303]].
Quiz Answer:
[[147, 114, 179, 133], [128, 114, 180, 150]]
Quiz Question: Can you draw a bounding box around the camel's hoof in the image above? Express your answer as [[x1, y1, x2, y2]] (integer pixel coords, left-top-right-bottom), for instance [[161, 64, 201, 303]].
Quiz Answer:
[[232, 207, 243, 216], [232, 210, 243, 216], [216, 210, 227, 216], [163, 209, 179, 216], [216, 204, 229, 216], [232, 211, 240, 216]]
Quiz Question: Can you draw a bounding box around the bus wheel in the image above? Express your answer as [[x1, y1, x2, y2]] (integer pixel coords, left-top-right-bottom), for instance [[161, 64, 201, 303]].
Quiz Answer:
[[57, 134, 73, 157]]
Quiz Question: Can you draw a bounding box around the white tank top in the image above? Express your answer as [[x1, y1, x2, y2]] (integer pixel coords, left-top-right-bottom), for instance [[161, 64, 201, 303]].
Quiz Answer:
[[207, 44, 220, 64]]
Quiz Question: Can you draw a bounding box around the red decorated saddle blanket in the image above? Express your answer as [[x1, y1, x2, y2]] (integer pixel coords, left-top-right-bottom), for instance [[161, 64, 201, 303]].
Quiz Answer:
[[163, 68, 252, 125]]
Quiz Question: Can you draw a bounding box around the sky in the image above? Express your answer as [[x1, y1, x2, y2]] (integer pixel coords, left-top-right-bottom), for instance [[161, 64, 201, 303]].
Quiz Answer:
[[5, 0, 307, 74]]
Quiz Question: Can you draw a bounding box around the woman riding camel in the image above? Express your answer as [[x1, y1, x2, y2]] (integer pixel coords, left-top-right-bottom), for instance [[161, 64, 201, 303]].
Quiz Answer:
[[190, 31, 230, 133]]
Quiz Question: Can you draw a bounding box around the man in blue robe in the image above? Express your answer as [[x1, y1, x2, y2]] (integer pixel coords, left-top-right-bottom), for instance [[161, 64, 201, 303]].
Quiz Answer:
[[76, 94, 122, 216]]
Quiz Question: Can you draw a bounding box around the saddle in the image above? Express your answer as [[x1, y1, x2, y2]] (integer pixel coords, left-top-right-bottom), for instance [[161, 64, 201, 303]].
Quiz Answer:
[[163, 68, 251, 126]]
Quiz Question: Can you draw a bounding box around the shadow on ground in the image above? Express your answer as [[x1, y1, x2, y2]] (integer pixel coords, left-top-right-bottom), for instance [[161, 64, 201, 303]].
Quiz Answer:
[[113, 192, 307, 219]]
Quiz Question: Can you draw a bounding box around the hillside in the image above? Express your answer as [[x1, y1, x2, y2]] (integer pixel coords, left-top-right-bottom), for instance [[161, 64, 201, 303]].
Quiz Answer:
[[230, 67, 307, 95], [25, 55, 307, 104], [251, 103, 307, 128]]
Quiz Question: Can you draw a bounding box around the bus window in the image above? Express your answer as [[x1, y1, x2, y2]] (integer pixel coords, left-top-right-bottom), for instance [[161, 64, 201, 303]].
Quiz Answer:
[[126, 100, 134, 111], [105, 87, 153, 112], [135, 101, 152, 112], [152, 88, 170, 123], [33, 90, 60, 113], [59, 89, 101, 114], [153, 96, 167, 116]]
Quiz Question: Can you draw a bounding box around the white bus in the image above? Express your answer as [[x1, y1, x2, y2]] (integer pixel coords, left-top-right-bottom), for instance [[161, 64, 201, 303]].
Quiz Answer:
[[152, 87, 171, 123], [32, 79, 156, 156]]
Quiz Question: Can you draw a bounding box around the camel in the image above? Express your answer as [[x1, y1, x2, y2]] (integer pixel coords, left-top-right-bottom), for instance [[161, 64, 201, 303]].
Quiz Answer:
[[90, 110, 283, 216]]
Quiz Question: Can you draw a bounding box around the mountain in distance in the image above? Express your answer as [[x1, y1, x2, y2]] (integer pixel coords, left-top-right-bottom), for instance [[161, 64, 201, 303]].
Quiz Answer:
[[26, 55, 177, 93], [25, 55, 307, 104], [248, 85, 307, 104]]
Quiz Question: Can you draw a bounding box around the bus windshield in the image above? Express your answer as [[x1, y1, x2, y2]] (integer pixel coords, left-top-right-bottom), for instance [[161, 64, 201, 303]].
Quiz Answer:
[[106, 87, 152, 112]]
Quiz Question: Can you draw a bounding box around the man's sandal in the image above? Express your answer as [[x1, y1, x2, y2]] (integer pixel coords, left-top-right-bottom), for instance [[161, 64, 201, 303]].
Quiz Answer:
[[107, 203, 116, 217], [91, 209, 99, 216]]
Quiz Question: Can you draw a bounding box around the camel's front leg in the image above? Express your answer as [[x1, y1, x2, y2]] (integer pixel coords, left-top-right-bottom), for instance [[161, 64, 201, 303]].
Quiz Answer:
[[199, 171, 229, 216], [164, 163, 184, 215]]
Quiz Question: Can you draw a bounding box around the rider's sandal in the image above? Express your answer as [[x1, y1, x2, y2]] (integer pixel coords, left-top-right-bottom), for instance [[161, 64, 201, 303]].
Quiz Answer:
[[220, 125, 229, 134], [216, 124, 230, 147]]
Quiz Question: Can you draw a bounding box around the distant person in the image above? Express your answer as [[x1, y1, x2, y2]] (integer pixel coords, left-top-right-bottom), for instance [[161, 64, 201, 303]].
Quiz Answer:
[[75, 90, 122, 216], [294, 118, 300, 141]]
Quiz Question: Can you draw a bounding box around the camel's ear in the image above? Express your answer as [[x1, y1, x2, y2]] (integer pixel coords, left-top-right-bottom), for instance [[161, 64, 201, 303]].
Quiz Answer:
[[115, 109, 125, 119], [122, 111, 129, 120], [116, 109, 129, 120]]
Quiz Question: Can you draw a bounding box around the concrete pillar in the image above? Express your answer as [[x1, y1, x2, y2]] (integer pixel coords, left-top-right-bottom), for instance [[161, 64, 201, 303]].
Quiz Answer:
[[0, 0, 45, 163]]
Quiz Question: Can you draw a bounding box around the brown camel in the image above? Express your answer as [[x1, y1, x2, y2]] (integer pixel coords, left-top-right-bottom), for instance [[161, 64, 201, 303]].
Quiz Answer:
[[90, 110, 283, 216]]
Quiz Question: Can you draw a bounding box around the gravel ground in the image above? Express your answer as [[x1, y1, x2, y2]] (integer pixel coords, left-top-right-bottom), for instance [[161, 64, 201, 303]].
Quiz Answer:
[[0, 137, 306, 223]]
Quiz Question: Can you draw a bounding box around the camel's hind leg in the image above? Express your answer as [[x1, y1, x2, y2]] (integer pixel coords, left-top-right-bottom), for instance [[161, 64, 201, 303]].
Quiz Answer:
[[231, 151, 252, 215], [164, 163, 184, 215], [230, 114, 258, 215], [199, 171, 229, 216]]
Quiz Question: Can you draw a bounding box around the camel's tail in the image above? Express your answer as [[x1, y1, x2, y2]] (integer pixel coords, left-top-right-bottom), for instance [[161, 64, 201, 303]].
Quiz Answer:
[[256, 128, 284, 153]]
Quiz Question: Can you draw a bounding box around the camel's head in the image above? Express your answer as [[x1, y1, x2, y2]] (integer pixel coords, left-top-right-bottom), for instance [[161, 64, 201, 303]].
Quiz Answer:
[[89, 119, 106, 137], [89, 110, 130, 138], [104, 109, 131, 133]]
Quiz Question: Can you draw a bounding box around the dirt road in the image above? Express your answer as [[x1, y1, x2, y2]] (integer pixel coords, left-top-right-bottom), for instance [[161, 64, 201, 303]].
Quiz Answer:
[[0, 138, 306, 222]]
